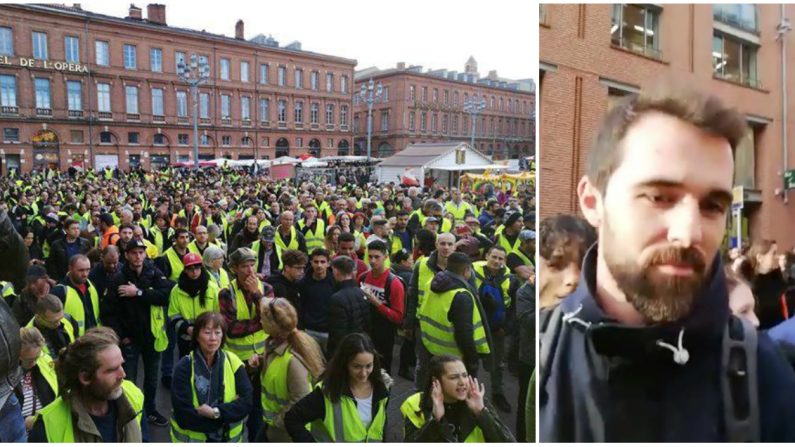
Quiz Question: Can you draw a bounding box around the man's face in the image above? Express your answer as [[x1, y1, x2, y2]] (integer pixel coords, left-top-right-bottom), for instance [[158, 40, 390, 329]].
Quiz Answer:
[[103, 252, 119, 273], [486, 249, 506, 271], [126, 248, 146, 269], [510, 217, 524, 233], [539, 254, 580, 305], [37, 309, 64, 330], [311, 256, 329, 276], [195, 227, 209, 245], [280, 212, 294, 230], [436, 234, 455, 259], [176, 233, 190, 249], [373, 224, 387, 238], [132, 228, 145, 241], [29, 277, 50, 299], [246, 217, 258, 233], [66, 223, 80, 240], [367, 250, 386, 271], [396, 215, 408, 230], [305, 207, 317, 221], [234, 260, 256, 279], [452, 189, 461, 201], [119, 228, 133, 243], [336, 199, 347, 211], [339, 240, 356, 258], [82, 346, 126, 401], [579, 111, 734, 323], [70, 258, 91, 284], [284, 262, 306, 282]]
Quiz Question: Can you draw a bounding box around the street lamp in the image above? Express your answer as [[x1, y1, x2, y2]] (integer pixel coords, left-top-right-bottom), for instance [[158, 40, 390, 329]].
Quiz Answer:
[[463, 96, 486, 148], [177, 54, 210, 169], [354, 78, 383, 161]]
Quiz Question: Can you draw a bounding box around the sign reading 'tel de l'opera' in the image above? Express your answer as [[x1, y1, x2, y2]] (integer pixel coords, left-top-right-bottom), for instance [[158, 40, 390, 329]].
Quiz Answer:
[[0, 55, 89, 73]]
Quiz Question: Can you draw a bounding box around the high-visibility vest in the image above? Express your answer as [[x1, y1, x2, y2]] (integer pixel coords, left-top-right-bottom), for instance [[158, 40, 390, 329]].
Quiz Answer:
[[170, 351, 245, 443], [274, 227, 299, 254], [311, 384, 388, 442], [445, 201, 472, 221], [207, 214, 229, 240], [167, 280, 221, 323], [209, 268, 231, 290], [35, 352, 59, 399], [316, 201, 333, 221], [497, 231, 521, 257], [224, 279, 267, 361], [472, 261, 512, 308], [252, 240, 283, 272], [260, 347, 312, 424], [1, 281, 14, 302], [299, 219, 326, 253], [63, 280, 100, 336], [38, 380, 143, 442], [149, 226, 174, 256], [400, 392, 485, 442], [513, 248, 533, 267], [163, 247, 186, 282], [415, 258, 437, 312], [418, 286, 490, 357], [389, 234, 404, 255], [26, 316, 77, 358], [101, 226, 119, 249], [143, 238, 158, 259], [187, 240, 217, 256], [421, 215, 453, 233], [151, 304, 168, 352]]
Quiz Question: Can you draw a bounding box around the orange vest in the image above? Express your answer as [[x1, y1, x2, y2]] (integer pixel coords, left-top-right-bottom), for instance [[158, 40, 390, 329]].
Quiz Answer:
[[101, 225, 120, 249]]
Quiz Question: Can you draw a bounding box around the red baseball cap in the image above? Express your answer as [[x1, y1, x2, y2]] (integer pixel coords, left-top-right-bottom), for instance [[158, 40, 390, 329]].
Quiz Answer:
[[182, 253, 203, 267]]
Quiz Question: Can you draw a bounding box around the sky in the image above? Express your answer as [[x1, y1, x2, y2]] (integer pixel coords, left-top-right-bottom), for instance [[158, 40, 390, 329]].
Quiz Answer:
[[68, 0, 536, 82]]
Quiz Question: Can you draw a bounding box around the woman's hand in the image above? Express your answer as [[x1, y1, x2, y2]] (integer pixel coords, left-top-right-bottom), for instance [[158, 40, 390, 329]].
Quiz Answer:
[[464, 376, 485, 416], [431, 379, 445, 422]]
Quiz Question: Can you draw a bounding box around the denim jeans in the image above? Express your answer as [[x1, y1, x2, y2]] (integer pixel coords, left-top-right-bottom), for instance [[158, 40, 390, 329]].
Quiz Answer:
[[0, 394, 27, 442], [121, 340, 162, 414], [160, 319, 176, 380]]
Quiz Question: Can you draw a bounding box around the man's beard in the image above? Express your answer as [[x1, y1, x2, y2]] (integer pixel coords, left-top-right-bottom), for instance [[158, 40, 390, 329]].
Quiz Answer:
[[602, 216, 708, 323], [85, 378, 123, 401]]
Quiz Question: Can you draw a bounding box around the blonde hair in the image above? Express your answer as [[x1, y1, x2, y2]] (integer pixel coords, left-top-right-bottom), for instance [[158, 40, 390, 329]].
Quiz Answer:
[[261, 298, 325, 379], [20, 326, 45, 349]]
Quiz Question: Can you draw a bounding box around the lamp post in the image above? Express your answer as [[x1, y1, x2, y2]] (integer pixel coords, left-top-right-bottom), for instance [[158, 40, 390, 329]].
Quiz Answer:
[[354, 78, 383, 161], [463, 96, 486, 148], [177, 54, 210, 169]]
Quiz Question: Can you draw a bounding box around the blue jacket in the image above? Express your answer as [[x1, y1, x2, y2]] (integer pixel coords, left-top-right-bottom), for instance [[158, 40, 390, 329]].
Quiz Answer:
[[540, 245, 795, 442]]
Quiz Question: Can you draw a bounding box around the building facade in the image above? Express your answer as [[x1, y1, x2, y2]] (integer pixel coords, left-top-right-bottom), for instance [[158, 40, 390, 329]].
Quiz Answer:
[[540, 3, 795, 247], [352, 60, 535, 160], [0, 3, 356, 173]]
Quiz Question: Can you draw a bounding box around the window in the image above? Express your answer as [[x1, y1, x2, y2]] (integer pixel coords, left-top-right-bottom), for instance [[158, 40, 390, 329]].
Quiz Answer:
[[97, 83, 110, 112], [125, 86, 138, 114], [409, 85, 416, 101], [278, 100, 287, 122], [326, 104, 334, 125], [259, 98, 270, 121], [151, 88, 164, 116], [442, 114, 448, 133], [453, 91, 459, 106], [64, 36, 79, 62], [70, 130, 83, 143], [310, 102, 319, 124], [421, 86, 428, 102], [220, 58, 230, 80], [714, 4, 758, 32], [326, 73, 333, 92], [383, 86, 389, 101], [452, 115, 458, 133], [340, 105, 348, 126], [295, 69, 303, 89], [153, 134, 165, 145], [611, 4, 660, 58], [241, 96, 251, 120], [296, 137, 303, 148], [35, 78, 50, 109], [295, 100, 303, 123], [381, 111, 389, 132], [221, 94, 231, 118], [259, 63, 269, 84], [409, 112, 416, 131], [0, 75, 16, 107], [420, 111, 427, 132], [262, 137, 270, 146], [128, 132, 139, 144], [432, 88, 438, 102], [444, 90, 449, 105], [94, 41, 110, 66], [200, 134, 209, 146], [150, 48, 162, 72], [222, 135, 231, 146], [310, 71, 319, 90], [176, 91, 188, 117], [0, 27, 12, 56], [432, 113, 438, 132], [713, 32, 758, 87], [353, 114, 360, 133], [3, 128, 19, 142], [200, 93, 210, 118], [278, 66, 286, 86], [67, 80, 81, 111], [241, 61, 249, 82], [500, 98, 504, 111], [178, 134, 189, 145], [100, 132, 112, 144], [242, 137, 252, 146], [175, 51, 186, 73], [32, 32, 47, 60], [123, 44, 137, 69], [341, 75, 348, 94]]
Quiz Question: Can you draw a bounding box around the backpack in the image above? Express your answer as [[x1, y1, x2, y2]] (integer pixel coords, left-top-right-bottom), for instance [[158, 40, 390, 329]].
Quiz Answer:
[[358, 271, 403, 314], [538, 304, 759, 442]]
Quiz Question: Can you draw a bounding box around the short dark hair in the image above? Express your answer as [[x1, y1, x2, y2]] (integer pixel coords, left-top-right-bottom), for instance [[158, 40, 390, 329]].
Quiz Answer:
[[119, 223, 134, 232], [309, 248, 330, 261], [190, 312, 227, 349], [391, 248, 411, 264], [174, 228, 190, 238], [367, 240, 388, 255], [447, 252, 471, 276], [174, 217, 188, 228], [588, 84, 747, 194], [330, 256, 355, 275], [485, 245, 507, 256], [64, 218, 79, 229], [397, 210, 410, 218], [338, 232, 356, 244], [539, 214, 596, 267], [281, 249, 308, 268]]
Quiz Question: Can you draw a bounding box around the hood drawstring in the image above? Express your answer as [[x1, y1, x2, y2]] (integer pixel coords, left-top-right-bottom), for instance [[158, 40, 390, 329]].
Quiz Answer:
[[563, 304, 592, 330], [656, 328, 690, 365]]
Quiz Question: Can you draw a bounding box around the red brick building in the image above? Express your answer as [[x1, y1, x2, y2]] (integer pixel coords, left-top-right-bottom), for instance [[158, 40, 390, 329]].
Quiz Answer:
[[540, 3, 795, 247], [352, 59, 534, 160], [0, 3, 356, 172]]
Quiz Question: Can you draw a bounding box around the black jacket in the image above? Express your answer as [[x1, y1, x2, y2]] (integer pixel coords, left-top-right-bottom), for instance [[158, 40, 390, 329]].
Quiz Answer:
[[88, 263, 120, 301], [12, 289, 37, 327], [52, 275, 100, 332], [46, 237, 90, 280], [14, 362, 57, 414], [100, 260, 173, 346], [267, 272, 302, 317], [327, 279, 371, 355], [298, 271, 335, 333], [403, 398, 515, 442], [754, 271, 789, 330], [0, 209, 29, 291]]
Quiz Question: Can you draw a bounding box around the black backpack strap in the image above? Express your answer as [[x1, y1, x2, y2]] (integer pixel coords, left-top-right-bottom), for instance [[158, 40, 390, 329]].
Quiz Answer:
[[538, 303, 564, 406], [721, 315, 759, 442]]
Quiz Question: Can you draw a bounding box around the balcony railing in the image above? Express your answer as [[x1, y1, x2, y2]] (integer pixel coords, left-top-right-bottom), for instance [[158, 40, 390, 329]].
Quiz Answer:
[[126, 113, 140, 121], [199, 117, 211, 125], [68, 110, 83, 118], [177, 116, 189, 124], [152, 115, 165, 123], [98, 111, 113, 120], [611, 36, 663, 60], [260, 120, 270, 128], [0, 106, 18, 115], [221, 117, 232, 125], [36, 108, 52, 117]]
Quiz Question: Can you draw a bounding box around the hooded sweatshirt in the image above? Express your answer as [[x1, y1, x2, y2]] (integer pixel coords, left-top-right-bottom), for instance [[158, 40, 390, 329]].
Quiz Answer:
[[540, 245, 795, 442]]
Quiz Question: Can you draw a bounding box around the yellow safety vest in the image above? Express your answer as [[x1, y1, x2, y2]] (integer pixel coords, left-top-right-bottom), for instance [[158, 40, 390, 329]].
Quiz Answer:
[[224, 279, 267, 361], [514, 248, 533, 267], [421, 215, 453, 233], [209, 268, 231, 290], [38, 380, 143, 442], [472, 261, 512, 308], [187, 240, 217, 255], [164, 247, 186, 282], [167, 280, 221, 323], [274, 227, 299, 254], [415, 258, 436, 312], [299, 219, 326, 253], [35, 352, 59, 399], [418, 286, 491, 357], [311, 384, 388, 442], [1, 281, 15, 302], [170, 351, 245, 443], [252, 240, 283, 272], [497, 231, 521, 256], [63, 280, 100, 337], [26, 316, 77, 358], [149, 226, 174, 256], [400, 392, 485, 442], [260, 347, 312, 425], [445, 201, 472, 221], [143, 238, 159, 259], [207, 214, 229, 240]]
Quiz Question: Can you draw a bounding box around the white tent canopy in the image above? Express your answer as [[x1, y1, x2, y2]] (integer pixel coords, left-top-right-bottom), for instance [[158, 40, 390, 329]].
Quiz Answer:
[[376, 142, 493, 186]]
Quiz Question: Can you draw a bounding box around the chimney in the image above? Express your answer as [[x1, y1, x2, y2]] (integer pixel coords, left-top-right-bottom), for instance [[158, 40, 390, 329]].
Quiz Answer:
[[146, 4, 166, 25], [397, 62, 406, 70], [127, 4, 142, 20], [72, 3, 82, 9], [235, 20, 244, 40]]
